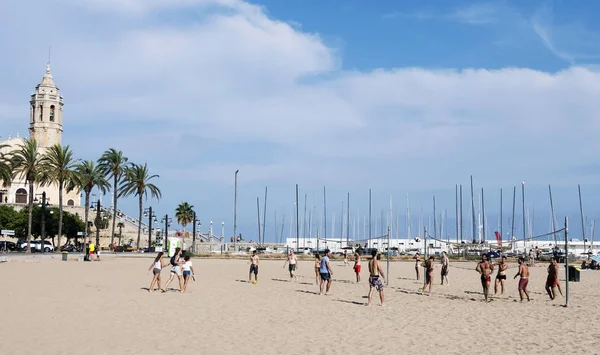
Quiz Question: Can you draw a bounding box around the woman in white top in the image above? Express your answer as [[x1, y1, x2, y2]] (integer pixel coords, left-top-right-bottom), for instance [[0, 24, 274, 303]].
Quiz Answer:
[[148, 252, 168, 292], [181, 255, 195, 293]]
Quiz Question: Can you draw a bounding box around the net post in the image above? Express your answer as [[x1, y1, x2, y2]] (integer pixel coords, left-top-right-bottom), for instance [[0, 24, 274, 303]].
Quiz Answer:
[[564, 216, 569, 308], [423, 227, 427, 289], [386, 226, 390, 286]]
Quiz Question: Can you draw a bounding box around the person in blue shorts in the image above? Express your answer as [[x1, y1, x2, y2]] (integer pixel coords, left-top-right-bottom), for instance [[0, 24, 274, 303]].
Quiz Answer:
[[319, 249, 334, 295]]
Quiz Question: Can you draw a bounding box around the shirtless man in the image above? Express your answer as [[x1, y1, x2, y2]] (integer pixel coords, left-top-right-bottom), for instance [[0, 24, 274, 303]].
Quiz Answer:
[[353, 251, 362, 283], [343, 250, 349, 266], [422, 256, 434, 295], [283, 250, 298, 281], [476, 254, 494, 302], [440, 251, 449, 285], [545, 257, 562, 300], [514, 257, 530, 302], [494, 256, 508, 295], [249, 250, 259, 283], [367, 250, 386, 306]]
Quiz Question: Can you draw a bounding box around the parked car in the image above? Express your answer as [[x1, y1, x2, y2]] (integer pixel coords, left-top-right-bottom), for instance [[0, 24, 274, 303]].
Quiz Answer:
[[486, 250, 501, 259], [19, 240, 55, 252], [0, 240, 17, 251]]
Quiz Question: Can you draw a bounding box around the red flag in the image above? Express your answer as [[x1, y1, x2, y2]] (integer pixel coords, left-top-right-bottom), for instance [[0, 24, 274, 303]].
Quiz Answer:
[[494, 231, 502, 248]]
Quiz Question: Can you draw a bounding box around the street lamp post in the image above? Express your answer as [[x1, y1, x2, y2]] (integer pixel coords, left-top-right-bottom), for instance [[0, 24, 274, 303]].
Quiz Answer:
[[34, 192, 47, 254], [92, 200, 106, 250], [233, 169, 239, 253], [221, 222, 225, 240], [209, 221, 213, 253], [161, 215, 172, 254], [144, 207, 157, 251]]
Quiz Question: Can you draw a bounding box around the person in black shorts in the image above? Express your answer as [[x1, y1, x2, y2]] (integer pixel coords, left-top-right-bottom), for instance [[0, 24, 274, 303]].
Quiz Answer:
[[318, 249, 333, 295], [249, 250, 259, 283], [494, 255, 508, 295]]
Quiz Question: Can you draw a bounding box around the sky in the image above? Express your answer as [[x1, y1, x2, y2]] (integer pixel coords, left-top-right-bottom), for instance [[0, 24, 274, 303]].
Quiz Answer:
[[1, 0, 600, 242]]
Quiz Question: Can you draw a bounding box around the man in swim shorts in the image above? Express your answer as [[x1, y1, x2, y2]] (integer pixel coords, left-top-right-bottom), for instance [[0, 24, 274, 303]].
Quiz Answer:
[[514, 257, 530, 302], [476, 254, 493, 302], [545, 257, 561, 300], [249, 250, 259, 282], [367, 249, 386, 306], [319, 249, 333, 295], [283, 250, 298, 281], [494, 255, 508, 295], [440, 251, 449, 285], [423, 255, 434, 295], [89, 242, 95, 261], [353, 251, 361, 283]]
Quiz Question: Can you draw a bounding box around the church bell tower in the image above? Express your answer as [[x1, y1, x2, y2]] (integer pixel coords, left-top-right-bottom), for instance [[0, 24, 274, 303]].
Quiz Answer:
[[29, 63, 63, 148]]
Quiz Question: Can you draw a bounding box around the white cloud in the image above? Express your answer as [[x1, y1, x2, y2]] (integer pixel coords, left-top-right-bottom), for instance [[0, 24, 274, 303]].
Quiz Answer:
[[2, 0, 600, 198]]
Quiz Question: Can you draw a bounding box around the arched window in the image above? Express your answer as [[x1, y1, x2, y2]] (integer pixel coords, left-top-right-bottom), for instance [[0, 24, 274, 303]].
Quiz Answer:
[[15, 188, 27, 204], [67, 199, 75, 206], [39, 105, 43, 121], [50, 105, 55, 122]]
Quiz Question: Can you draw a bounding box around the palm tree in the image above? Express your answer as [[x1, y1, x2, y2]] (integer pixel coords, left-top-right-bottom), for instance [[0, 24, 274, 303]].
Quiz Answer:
[[11, 139, 44, 253], [119, 163, 161, 250], [40, 144, 78, 249], [0, 144, 12, 188], [175, 202, 195, 233], [98, 149, 128, 253], [72, 160, 109, 244], [117, 222, 125, 247]]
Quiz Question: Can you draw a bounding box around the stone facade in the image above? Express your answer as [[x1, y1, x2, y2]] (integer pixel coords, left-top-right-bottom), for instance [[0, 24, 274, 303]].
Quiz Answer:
[[0, 63, 80, 207]]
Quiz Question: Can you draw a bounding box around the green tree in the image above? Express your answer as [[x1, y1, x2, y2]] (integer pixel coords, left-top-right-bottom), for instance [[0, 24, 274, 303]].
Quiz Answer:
[[40, 144, 79, 249], [0, 205, 22, 232], [16, 206, 84, 247], [119, 163, 161, 250], [175, 202, 195, 233], [72, 160, 109, 243], [11, 139, 44, 253], [0, 144, 12, 188], [98, 149, 128, 251]]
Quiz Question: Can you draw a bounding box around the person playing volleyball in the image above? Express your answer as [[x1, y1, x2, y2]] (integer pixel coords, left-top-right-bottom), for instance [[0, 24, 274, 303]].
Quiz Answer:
[[353, 251, 362, 283], [367, 249, 386, 306]]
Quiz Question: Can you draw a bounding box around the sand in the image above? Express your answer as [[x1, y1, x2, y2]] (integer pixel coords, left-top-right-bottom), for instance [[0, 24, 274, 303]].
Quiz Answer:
[[0, 255, 598, 355]]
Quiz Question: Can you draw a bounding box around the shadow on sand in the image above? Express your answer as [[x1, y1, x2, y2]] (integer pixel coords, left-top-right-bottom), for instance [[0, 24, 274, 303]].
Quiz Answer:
[[335, 299, 366, 306], [296, 289, 319, 295]]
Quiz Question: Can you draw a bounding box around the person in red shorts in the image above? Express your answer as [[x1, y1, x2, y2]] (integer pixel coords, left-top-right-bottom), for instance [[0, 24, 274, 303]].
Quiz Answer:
[[545, 257, 563, 300], [353, 251, 361, 283], [476, 254, 493, 302], [514, 257, 530, 302]]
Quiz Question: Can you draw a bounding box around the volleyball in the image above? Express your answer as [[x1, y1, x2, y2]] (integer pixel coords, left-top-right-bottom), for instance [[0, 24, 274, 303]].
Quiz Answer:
[[252, 280, 257, 284]]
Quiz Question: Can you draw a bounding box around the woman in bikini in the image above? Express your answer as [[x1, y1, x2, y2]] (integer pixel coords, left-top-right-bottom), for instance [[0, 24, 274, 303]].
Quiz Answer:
[[148, 252, 168, 292], [413, 252, 421, 280], [314, 253, 321, 285]]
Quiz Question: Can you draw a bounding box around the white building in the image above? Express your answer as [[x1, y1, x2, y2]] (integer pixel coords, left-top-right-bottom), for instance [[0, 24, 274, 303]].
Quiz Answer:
[[0, 63, 80, 207]]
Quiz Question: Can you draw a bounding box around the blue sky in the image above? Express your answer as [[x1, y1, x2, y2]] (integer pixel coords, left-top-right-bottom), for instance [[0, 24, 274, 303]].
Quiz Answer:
[[1, 0, 600, 241]]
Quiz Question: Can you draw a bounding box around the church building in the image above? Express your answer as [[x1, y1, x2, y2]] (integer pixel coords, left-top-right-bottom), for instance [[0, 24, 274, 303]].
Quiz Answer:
[[0, 63, 81, 207]]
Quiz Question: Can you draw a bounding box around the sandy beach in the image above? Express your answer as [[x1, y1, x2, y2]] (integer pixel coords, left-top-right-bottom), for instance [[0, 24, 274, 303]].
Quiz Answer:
[[0, 255, 598, 355]]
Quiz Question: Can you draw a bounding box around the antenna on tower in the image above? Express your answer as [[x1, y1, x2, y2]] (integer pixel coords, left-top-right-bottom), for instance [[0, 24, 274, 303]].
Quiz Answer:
[[46, 45, 52, 73]]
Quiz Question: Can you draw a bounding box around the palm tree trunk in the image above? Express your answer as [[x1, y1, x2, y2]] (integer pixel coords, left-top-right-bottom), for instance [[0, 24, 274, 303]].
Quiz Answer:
[[27, 182, 34, 253], [84, 190, 90, 243], [110, 175, 117, 249], [57, 183, 64, 249], [136, 194, 142, 250]]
